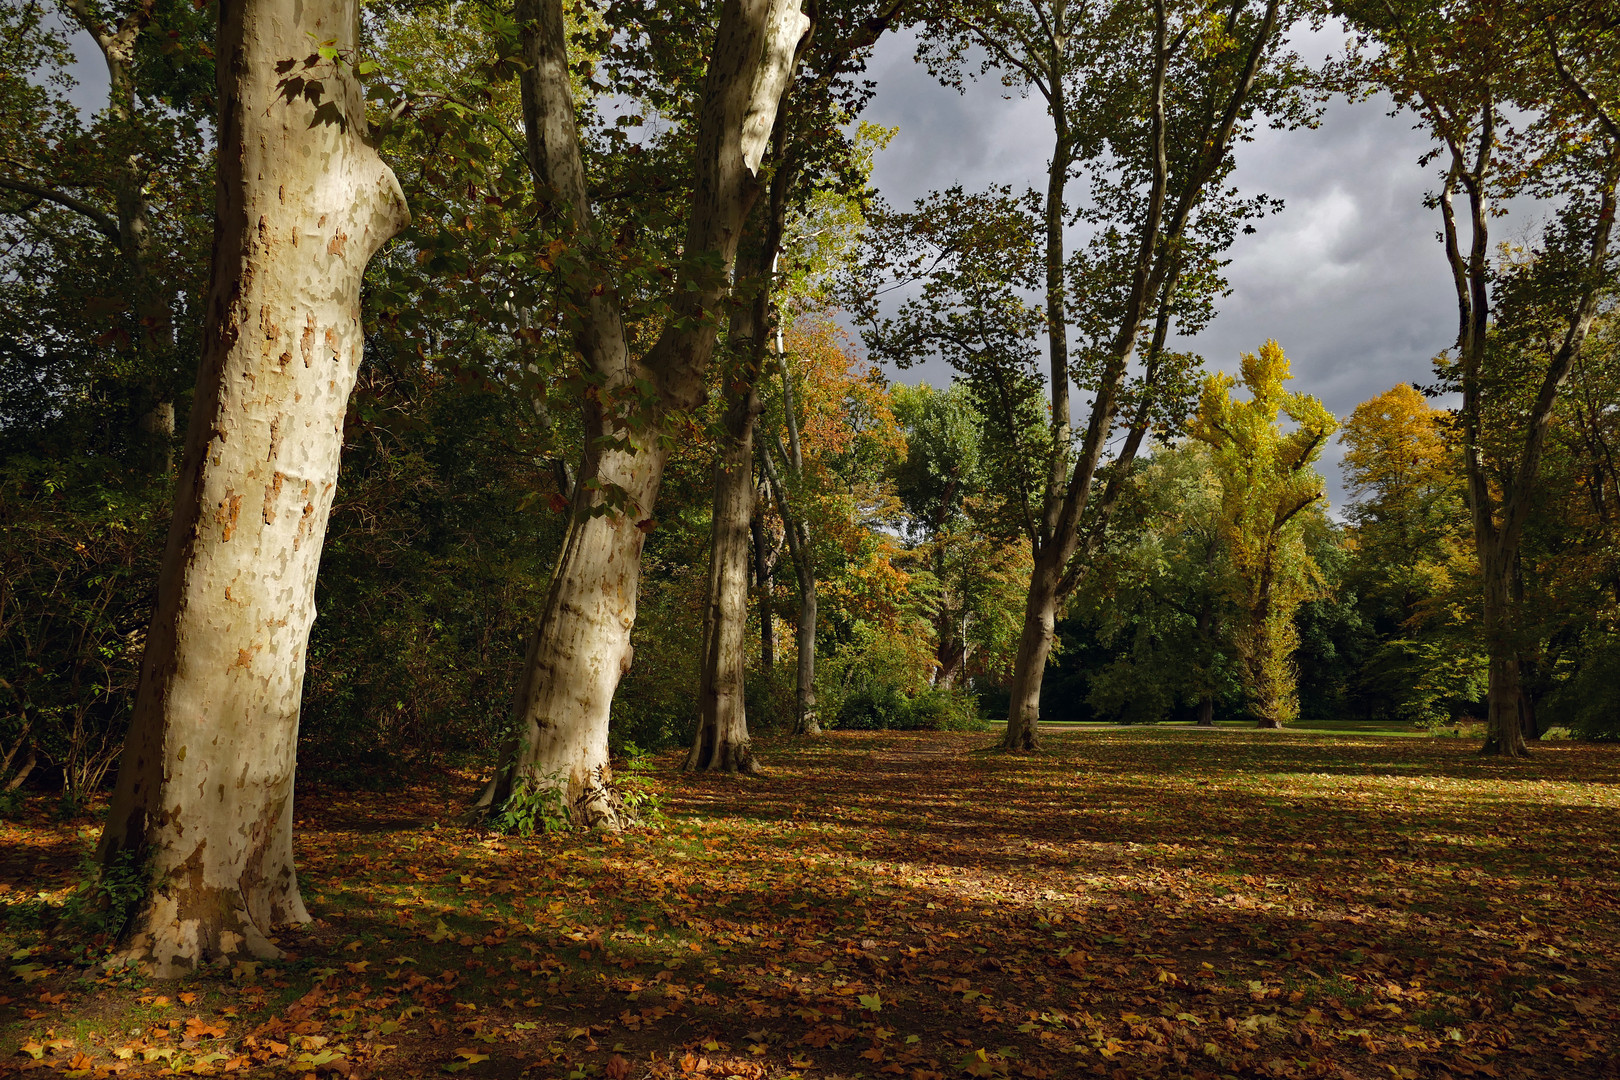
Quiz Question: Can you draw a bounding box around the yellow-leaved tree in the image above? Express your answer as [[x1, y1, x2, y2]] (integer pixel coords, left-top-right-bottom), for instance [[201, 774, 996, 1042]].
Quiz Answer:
[[1190, 341, 1337, 727]]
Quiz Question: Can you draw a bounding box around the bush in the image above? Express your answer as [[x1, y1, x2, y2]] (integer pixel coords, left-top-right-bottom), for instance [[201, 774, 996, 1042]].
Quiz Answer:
[[837, 680, 910, 730], [836, 681, 989, 732]]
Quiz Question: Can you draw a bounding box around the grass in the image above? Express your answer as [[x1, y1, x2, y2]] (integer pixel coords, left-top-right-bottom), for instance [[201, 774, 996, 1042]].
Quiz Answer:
[[2, 727, 1618, 1079]]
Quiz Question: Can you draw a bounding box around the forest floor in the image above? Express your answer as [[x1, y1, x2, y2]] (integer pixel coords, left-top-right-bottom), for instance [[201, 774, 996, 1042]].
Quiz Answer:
[[2, 727, 1618, 1080]]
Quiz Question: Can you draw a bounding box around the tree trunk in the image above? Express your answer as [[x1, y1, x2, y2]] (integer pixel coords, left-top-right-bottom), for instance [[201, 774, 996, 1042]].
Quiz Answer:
[[793, 562, 820, 734], [935, 634, 967, 690], [94, 0, 407, 976], [687, 378, 763, 773], [1479, 548, 1528, 757], [1003, 552, 1061, 751], [1195, 695, 1214, 727], [490, 423, 670, 822], [753, 502, 775, 671]]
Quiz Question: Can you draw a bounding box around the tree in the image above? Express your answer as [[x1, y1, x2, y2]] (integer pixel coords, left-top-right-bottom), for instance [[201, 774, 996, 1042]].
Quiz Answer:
[[93, 0, 408, 974], [1070, 442, 1238, 726], [759, 313, 907, 732], [1339, 0, 1620, 755], [686, 9, 906, 772], [891, 381, 1028, 689], [483, 0, 813, 821], [1338, 383, 1481, 727], [858, 0, 1305, 749], [1189, 341, 1336, 727]]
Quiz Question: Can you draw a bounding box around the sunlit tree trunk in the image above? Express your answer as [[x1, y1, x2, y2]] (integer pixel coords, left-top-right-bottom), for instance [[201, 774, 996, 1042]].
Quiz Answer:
[[761, 385, 820, 736], [95, 0, 407, 975]]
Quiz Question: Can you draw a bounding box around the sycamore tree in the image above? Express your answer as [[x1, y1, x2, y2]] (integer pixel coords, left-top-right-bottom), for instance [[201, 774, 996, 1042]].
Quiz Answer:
[[1338, 0, 1620, 755], [855, 0, 1313, 749], [685, 0, 909, 771], [1189, 341, 1336, 727], [471, 0, 816, 823], [92, 0, 409, 975]]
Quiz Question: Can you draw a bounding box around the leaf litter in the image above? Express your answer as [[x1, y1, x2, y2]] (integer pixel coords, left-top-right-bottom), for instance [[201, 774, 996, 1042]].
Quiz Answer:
[[2, 727, 1618, 1079]]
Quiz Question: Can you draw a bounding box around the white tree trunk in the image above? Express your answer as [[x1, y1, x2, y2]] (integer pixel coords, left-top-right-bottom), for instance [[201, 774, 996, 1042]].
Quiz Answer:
[[487, 427, 668, 824], [96, 0, 406, 977]]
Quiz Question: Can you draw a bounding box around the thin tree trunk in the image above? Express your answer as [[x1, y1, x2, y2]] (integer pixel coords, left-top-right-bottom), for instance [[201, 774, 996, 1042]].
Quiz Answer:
[[759, 433, 819, 735], [687, 259, 769, 772], [488, 0, 811, 821], [94, 0, 407, 976], [753, 499, 776, 671], [794, 562, 819, 734], [1195, 695, 1214, 727]]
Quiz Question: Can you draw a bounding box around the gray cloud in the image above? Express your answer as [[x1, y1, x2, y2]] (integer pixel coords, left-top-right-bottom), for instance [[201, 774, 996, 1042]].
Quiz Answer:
[[856, 28, 1477, 509]]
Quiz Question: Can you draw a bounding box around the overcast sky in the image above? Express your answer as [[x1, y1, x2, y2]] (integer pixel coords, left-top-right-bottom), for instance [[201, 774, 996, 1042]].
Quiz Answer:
[[57, 16, 1513, 507], [855, 28, 1489, 507]]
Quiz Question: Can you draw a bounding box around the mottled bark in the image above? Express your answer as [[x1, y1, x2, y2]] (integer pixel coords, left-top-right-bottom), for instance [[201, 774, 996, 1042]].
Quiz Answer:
[[95, 0, 407, 975], [491, 0, 811, 819]]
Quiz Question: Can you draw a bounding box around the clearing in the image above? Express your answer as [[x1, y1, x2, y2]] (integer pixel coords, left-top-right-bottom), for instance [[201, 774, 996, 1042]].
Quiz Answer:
[[2, 727, 1617, 1079]]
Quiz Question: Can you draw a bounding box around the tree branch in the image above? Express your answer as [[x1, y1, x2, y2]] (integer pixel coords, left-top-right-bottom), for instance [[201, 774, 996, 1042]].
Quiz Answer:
[[0, 177, 119, 242]]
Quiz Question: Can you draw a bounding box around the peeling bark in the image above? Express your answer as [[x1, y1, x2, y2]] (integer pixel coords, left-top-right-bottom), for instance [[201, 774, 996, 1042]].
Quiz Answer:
[[95, 0, 407, 976], [491, 0, 811, 821]]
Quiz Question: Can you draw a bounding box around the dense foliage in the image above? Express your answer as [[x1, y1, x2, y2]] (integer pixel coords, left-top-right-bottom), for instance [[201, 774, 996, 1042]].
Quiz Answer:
[[4, 0, 1620, 815]]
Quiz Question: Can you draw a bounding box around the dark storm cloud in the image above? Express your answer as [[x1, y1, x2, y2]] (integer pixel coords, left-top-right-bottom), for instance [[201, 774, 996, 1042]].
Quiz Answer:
[[856, 29, 1477, 507], [59, 17, 1483, 505]]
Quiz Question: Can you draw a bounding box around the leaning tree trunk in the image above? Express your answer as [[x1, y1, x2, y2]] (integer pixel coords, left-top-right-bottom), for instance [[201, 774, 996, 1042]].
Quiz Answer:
[[487, 419, 670, 822], [94, 0, 407, 977]]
